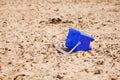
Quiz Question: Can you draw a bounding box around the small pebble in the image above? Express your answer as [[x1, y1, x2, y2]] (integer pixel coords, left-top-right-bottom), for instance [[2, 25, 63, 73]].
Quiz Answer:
[[56, 75, 63, 79], [0, 65, 1, 70], [111, 78, 117, 80], [94, 70, 102, 75]]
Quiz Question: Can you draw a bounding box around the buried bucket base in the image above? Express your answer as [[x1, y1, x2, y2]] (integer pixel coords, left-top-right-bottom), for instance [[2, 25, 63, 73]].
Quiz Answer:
[[55, 42, 80, 54]]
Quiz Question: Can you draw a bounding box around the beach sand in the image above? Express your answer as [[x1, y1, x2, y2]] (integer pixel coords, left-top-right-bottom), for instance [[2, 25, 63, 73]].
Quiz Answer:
[[0, 0, 120, 80]]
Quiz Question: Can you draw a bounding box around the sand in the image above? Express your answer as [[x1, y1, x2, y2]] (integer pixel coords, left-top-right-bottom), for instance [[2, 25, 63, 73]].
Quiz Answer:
[[0, 0, 120, 80]]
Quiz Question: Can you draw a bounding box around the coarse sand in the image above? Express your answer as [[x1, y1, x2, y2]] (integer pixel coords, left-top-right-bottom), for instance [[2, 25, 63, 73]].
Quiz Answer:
[[0, 0, 120, 80]]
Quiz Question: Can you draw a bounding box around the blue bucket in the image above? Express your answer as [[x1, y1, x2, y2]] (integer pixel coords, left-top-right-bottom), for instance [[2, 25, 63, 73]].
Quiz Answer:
[[65, 28, 94, 52]]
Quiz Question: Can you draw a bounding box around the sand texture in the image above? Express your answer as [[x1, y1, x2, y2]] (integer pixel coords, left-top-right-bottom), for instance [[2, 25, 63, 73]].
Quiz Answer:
[[0, 0, 120, 80]]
